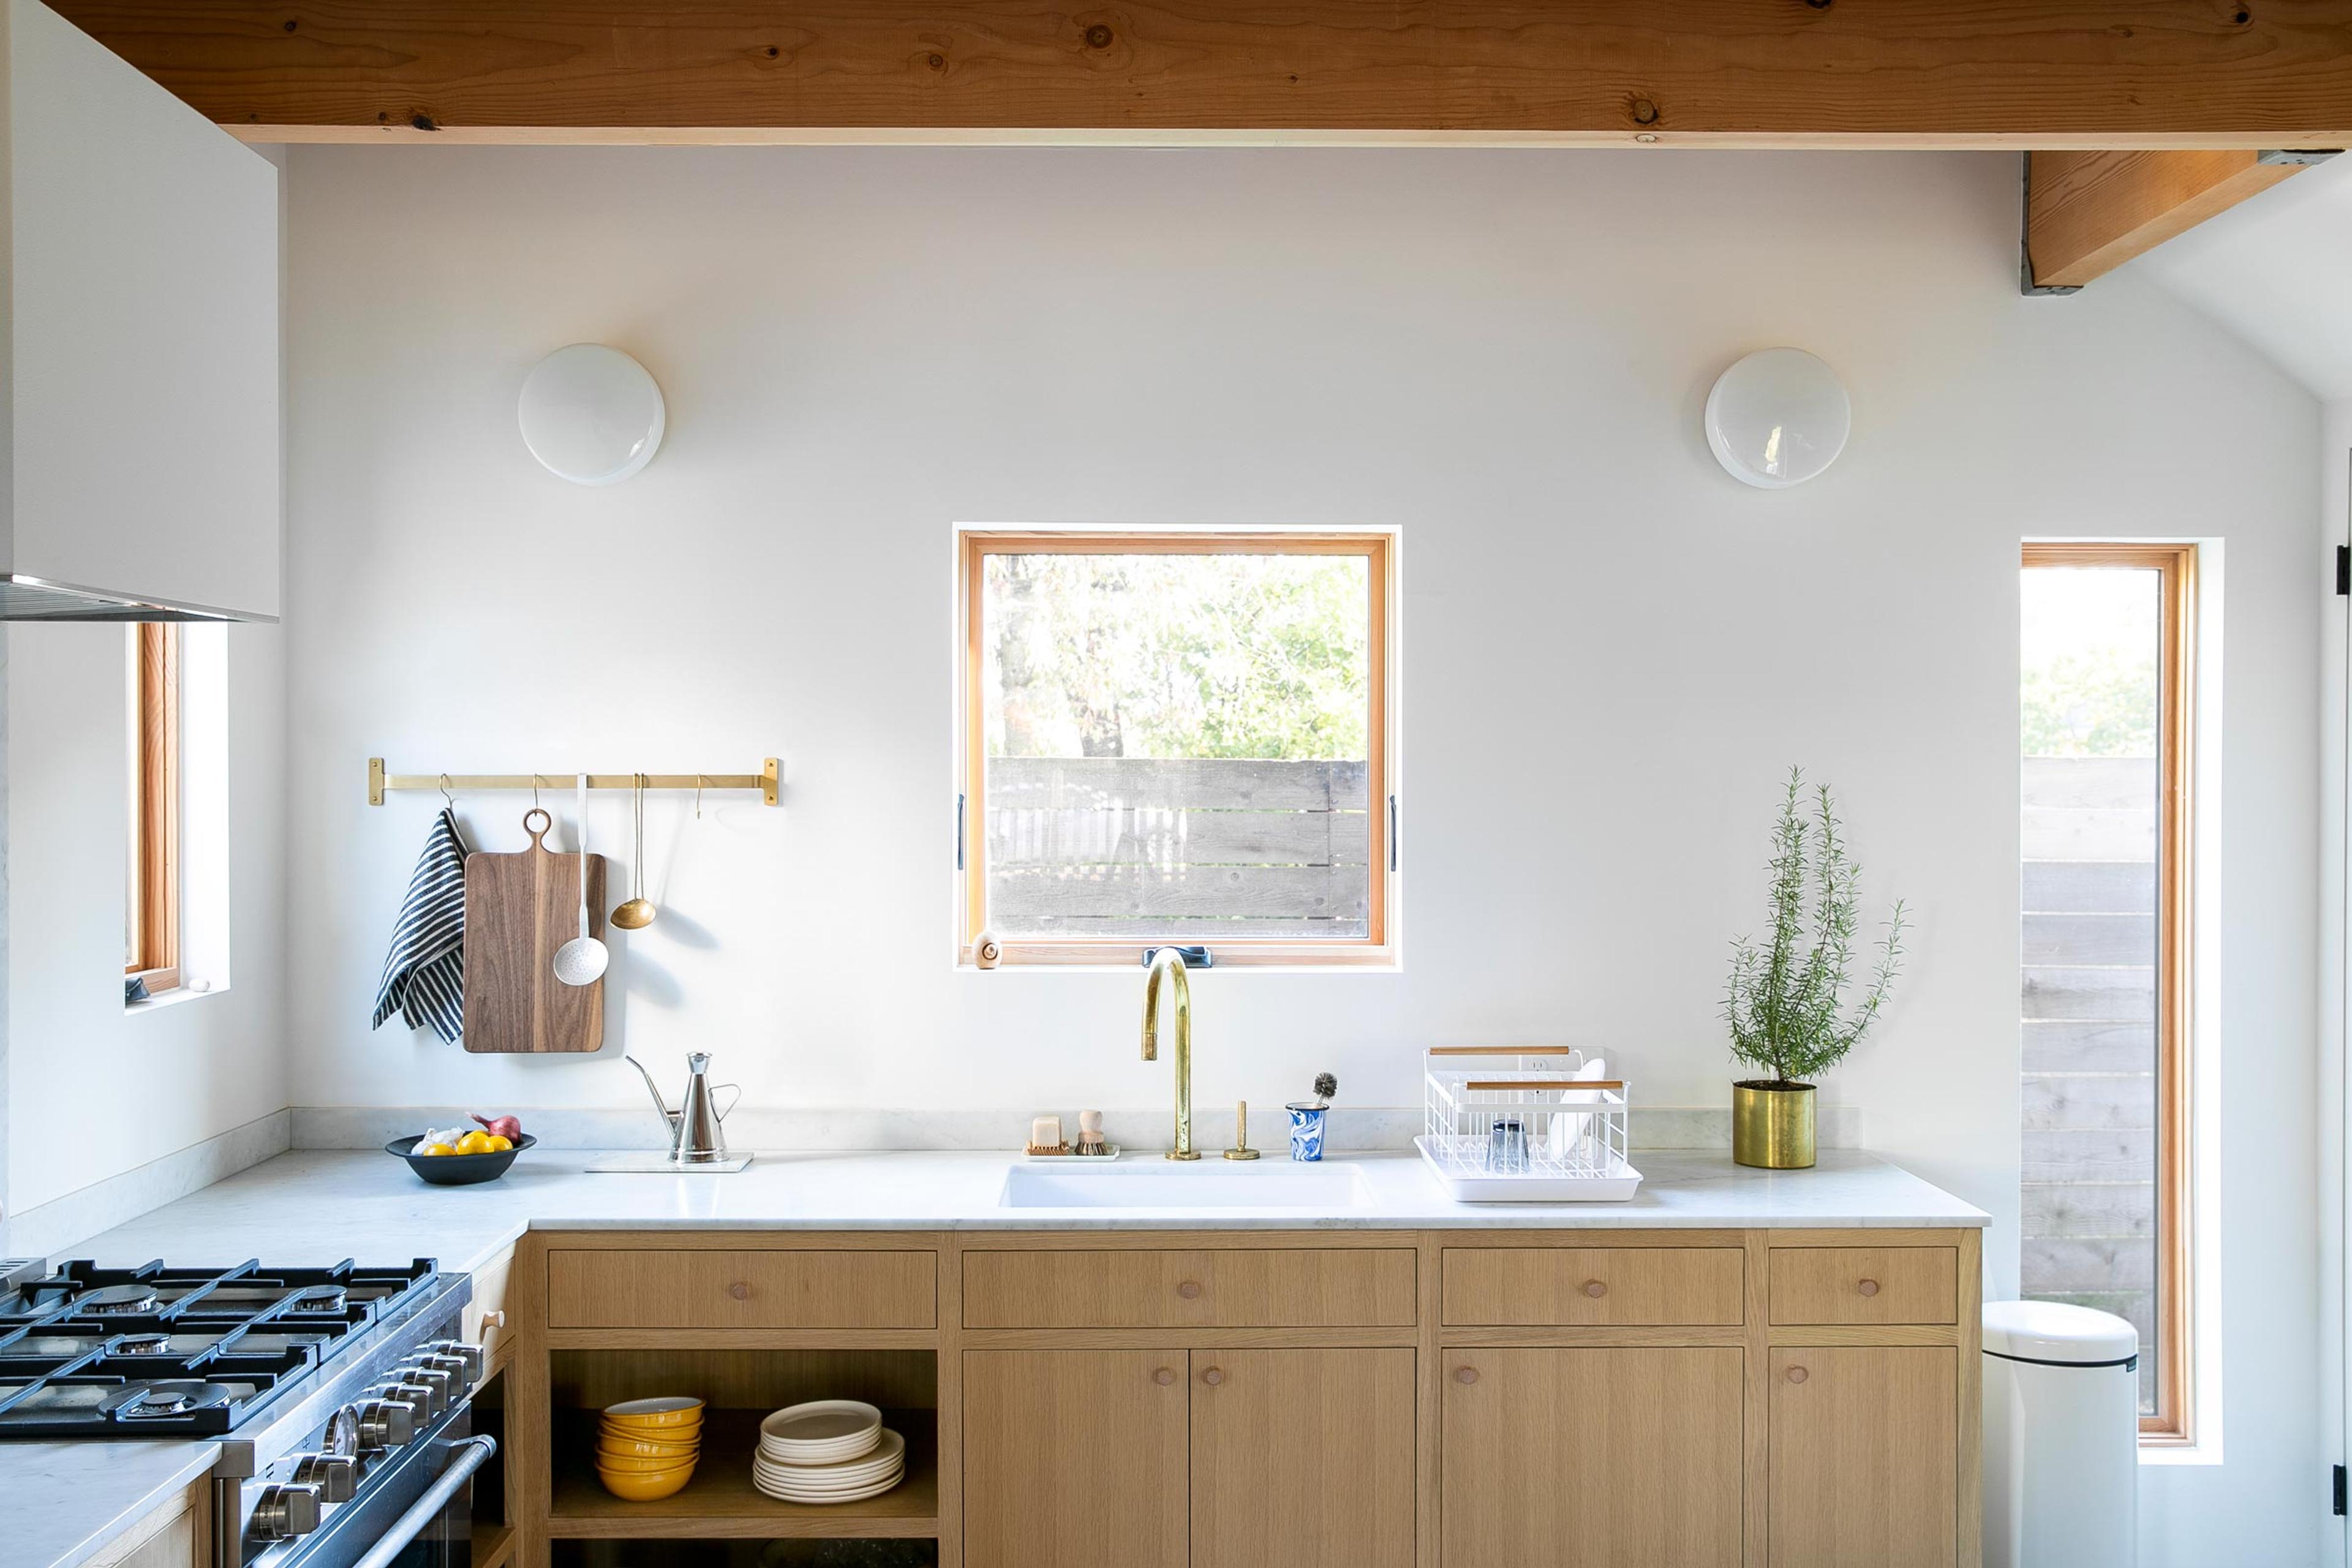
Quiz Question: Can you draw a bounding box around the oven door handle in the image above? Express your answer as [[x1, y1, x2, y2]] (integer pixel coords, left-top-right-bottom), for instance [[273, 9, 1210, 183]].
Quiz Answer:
[[347, 1434, 498, 1568]]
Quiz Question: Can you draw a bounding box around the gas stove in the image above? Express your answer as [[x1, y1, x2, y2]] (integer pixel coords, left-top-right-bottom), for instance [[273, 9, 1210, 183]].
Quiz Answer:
[[0, 1257, 491, 1567], [0, 1257, 439, 1437]]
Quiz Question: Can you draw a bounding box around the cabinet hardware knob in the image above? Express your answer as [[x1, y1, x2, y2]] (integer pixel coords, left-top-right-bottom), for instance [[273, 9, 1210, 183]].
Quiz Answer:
[[1153, 1368, 1176, 1386], [483, 1310, 507, 1330], [728, 1282, 752, 1301], [1201, 1366, 1224, 1387], [1455, 1366, 1479, 1385], [1856, 1279, 1880, 1297], [1583, 1280, 1607, 1298], [1177, 1280, 1203, 1300], [1787, 1366, 1809, 1385]]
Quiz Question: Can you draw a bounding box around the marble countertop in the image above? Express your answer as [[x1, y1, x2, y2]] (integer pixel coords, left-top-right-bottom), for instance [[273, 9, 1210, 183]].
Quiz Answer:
[[16, 1145, 1983, 1567]]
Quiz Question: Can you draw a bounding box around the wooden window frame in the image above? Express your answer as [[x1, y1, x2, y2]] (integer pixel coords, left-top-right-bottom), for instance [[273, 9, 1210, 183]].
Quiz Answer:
[[127, 622, 183, 993], [2021, 540, 2198, 1446], [957, 527, 1396, 968]]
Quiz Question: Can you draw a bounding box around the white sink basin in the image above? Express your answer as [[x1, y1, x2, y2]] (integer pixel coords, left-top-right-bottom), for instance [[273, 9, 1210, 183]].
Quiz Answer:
[[999, 1159, 1376, 1210]]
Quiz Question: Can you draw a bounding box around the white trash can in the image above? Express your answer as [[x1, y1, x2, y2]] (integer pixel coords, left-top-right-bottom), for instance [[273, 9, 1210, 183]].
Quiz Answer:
[[1983, 1299, 2139, 1568]]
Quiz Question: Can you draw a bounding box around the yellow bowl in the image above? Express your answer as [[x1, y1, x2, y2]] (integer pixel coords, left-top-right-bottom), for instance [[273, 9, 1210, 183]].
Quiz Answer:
[[597, 1433, 701, 1461], [600, 1420, 701, 1447], [594, 1443, 701, 1471], [601, 1397, 705, 1431], [595, 1463, 695, 1502]]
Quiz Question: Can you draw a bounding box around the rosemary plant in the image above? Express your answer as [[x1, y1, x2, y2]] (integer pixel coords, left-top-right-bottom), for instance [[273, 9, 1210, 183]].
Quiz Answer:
[[1724, 769, 1908, 1088]]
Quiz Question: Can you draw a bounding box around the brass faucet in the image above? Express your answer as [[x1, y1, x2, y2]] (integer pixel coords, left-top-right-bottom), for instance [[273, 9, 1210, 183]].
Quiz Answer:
[[1141, 947, 1200, 1161]]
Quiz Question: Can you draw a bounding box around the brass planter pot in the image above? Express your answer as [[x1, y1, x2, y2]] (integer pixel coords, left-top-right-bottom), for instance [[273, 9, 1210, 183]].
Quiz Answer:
[[1732, 1082, 1816, 1169]]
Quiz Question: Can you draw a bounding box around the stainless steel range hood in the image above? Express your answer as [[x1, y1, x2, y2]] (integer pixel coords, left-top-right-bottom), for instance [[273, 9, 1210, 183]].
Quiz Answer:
[[0, 573, 276, 623]]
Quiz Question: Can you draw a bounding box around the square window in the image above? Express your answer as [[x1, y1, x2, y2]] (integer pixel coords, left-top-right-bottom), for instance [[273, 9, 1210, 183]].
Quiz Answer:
[[958, 530, 1396, 967]]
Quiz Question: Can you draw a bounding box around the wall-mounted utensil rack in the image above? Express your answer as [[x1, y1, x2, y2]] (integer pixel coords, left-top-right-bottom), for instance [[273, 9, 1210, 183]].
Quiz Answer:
[[367, 757, 781, 806]]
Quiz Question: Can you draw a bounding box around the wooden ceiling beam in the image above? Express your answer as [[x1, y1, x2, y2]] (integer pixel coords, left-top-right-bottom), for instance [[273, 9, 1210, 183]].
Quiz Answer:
[[2024, 148, 2315, 290], [42, 1, 2352, 147]]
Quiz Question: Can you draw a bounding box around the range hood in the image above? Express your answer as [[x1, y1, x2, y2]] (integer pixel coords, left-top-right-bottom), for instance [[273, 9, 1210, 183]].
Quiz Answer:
[[0, 573, 276, 623]]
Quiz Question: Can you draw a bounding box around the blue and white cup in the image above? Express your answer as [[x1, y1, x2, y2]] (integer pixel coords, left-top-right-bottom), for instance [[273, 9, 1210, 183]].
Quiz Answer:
[[1286, 1102, 1328, 1163]]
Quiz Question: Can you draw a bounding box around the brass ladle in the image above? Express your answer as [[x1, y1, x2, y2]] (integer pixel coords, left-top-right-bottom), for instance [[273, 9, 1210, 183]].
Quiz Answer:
[[611, 773, 657, 930]]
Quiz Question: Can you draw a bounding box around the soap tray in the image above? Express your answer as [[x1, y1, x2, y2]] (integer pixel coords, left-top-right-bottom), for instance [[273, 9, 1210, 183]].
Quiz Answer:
[[1024, 1145, 1122, 1161]]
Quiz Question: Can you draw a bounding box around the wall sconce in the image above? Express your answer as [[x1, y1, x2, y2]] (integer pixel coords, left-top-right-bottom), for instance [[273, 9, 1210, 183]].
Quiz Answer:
[[1703, 348, 1850, 489], [518, 344, 666, 486]]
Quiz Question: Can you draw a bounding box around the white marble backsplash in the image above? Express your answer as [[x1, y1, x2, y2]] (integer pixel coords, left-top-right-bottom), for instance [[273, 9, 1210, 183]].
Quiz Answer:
[[292, 1102, 1861, 1155], [0, 1109, 290, 1259]]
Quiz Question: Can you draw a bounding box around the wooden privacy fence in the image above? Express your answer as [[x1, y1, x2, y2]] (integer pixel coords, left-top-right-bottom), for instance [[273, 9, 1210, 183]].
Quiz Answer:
[[984, 757, 1370, 937], [2019, 753, 2158, 1409]]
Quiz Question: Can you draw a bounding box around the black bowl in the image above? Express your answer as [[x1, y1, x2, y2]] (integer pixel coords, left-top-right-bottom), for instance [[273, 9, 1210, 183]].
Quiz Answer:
[[385, 1133, 535, 1186]]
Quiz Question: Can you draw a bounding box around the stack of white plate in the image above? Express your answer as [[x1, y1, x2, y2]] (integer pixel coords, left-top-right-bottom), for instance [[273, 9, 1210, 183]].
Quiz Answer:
[[752, 1400, 905, 1504]]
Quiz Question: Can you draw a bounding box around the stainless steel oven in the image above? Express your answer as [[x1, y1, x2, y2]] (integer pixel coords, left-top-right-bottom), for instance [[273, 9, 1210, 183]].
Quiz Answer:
[[272, 1418, 495, 1568]]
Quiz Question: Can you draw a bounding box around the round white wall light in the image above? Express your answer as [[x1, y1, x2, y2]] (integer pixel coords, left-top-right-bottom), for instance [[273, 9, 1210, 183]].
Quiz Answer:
[[518, 344, 666, 486], [1703, 348, 1850, 489]]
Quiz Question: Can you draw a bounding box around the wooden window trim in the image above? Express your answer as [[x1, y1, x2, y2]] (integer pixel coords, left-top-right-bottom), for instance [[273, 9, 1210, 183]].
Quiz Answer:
[[128, 622, 183, 993], [2021, 540, 2197, 1447], [958, 528, 1396, 968]]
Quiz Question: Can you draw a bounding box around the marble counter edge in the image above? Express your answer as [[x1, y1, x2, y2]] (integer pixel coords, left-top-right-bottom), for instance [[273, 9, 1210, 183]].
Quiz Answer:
[[13, 1439, 220, 1568]]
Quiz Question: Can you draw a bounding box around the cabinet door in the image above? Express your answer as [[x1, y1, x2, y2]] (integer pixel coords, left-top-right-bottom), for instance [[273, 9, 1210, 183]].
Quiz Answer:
[[964, 1349, 1188, 1568], [1442, 1347, 1742, 1568], [1189, 1348, 1414, 1568], [1768, 1347, 1956, 1568]]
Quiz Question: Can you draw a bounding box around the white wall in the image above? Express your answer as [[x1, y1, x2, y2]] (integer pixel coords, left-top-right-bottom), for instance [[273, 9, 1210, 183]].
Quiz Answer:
[[3, 619, 288, 1215], [282, 145, 2321, 1560]]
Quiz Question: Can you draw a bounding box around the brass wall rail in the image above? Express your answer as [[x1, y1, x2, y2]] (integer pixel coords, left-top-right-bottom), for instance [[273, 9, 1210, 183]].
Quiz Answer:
[[367, 757, 781, 806]]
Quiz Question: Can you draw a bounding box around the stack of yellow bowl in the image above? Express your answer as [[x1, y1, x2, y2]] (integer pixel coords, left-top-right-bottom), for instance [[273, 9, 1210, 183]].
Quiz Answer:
[[594, 1396, 704, 1501]]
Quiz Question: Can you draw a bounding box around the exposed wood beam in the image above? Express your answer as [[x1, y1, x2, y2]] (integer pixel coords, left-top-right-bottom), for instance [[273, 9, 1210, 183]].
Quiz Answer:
[[44, 2, 2352, 148], [2025, 148, 2312, 289]]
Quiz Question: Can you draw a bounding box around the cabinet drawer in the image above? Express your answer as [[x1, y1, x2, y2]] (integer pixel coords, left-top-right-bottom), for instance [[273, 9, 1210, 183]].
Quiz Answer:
[[464, 1249, 513, 1365], [548, 1249, 937, 1329], [1769, 1247, 1956, 1326], [963, 1249, 1417, 1329], [1442, 1247, 1745, 1326]]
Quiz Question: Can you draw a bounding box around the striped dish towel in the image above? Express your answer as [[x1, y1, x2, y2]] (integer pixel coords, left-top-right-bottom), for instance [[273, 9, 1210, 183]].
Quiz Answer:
[[372, 807, 467, 1044]]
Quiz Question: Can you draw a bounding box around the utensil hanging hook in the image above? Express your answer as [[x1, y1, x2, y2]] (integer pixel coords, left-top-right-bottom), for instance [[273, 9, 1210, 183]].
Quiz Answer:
[[440, 773, 456, 808], [695, 774, 706, 820], [532, 774, 543, 811]]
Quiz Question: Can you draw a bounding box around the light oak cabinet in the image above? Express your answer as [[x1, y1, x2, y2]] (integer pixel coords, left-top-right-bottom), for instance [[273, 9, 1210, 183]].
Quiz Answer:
[[1441, 1347, 1744, 1568], [963, 1349, 1188, 1568], [516, 1226, 1981, 1568], [1768, 1346, 1959, 1568], [1191, 1348, 1415, 1568]]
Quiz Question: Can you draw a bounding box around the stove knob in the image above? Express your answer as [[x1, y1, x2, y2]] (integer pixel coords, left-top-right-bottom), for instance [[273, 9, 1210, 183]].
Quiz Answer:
[[251, 1483, 323, 1542], [372, 1378, 442, 1419], [423, 1339, 484, 1380], [402, 1362, 461, 1408], [350, 1397, 417, 1449], [413, 1352, 474, 1393], [287, 1453, 358, 1504]]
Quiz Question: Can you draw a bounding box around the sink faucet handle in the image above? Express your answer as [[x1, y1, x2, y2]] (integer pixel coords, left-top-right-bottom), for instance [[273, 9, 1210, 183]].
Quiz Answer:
[[1223, 1099, 1261, 1161]]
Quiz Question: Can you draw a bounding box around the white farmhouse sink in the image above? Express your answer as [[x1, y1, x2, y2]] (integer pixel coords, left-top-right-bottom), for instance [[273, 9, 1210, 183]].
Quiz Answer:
[[999, 1158, 1376, 1210]]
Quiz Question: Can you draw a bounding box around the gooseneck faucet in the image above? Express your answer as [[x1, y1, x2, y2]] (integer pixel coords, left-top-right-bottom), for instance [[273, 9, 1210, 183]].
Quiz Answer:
[[1142, 947, 1200, 1161]]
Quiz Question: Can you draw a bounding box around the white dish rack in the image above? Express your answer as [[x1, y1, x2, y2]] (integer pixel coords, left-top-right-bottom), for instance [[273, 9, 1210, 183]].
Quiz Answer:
[[1416, 1047, 1642, 1202]]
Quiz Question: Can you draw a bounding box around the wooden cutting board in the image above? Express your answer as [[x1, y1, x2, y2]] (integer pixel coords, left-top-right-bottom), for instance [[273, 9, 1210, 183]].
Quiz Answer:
[[462, 808, 606, 1053]]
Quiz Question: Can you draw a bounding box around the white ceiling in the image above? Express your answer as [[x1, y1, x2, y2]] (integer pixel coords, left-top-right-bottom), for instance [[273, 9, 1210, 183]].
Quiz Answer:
[[2130, 153, 2352, 402]]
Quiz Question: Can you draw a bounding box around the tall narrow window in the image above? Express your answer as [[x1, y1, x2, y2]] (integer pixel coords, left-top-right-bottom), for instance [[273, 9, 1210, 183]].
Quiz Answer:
[[2019, 541, 2196, 1442], [126, 622, 181, 992], [958, 529, 1395, 966]]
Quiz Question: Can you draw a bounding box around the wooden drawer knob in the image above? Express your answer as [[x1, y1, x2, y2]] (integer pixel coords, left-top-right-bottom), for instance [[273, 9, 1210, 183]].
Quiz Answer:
[[1583, 1280, 1608, 1298], [1786, 1366, 1809, 1385], [1176, 1280, 1204, 1300], [1455, 1366, 1479, 1385], [1153, 1368, 1176, 1386], [482, 1310, 507, 1330], [728, 1281, 752, 1301], [1201, 1366, 1225, 1387], [1856, 1279, 1880, 1297]]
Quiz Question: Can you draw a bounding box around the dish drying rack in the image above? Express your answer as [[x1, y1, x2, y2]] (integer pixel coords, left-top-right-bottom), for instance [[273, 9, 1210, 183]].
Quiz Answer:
[[1416, 1047, 1643, 1202]]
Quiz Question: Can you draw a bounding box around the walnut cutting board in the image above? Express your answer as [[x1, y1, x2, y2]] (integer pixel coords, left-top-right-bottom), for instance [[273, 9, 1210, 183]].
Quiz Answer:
[[462, 808, 606, 1053]]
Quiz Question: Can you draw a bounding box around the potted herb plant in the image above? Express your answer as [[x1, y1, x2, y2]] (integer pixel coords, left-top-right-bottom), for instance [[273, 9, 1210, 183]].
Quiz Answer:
[[1723, 769, 1907, 1169]]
